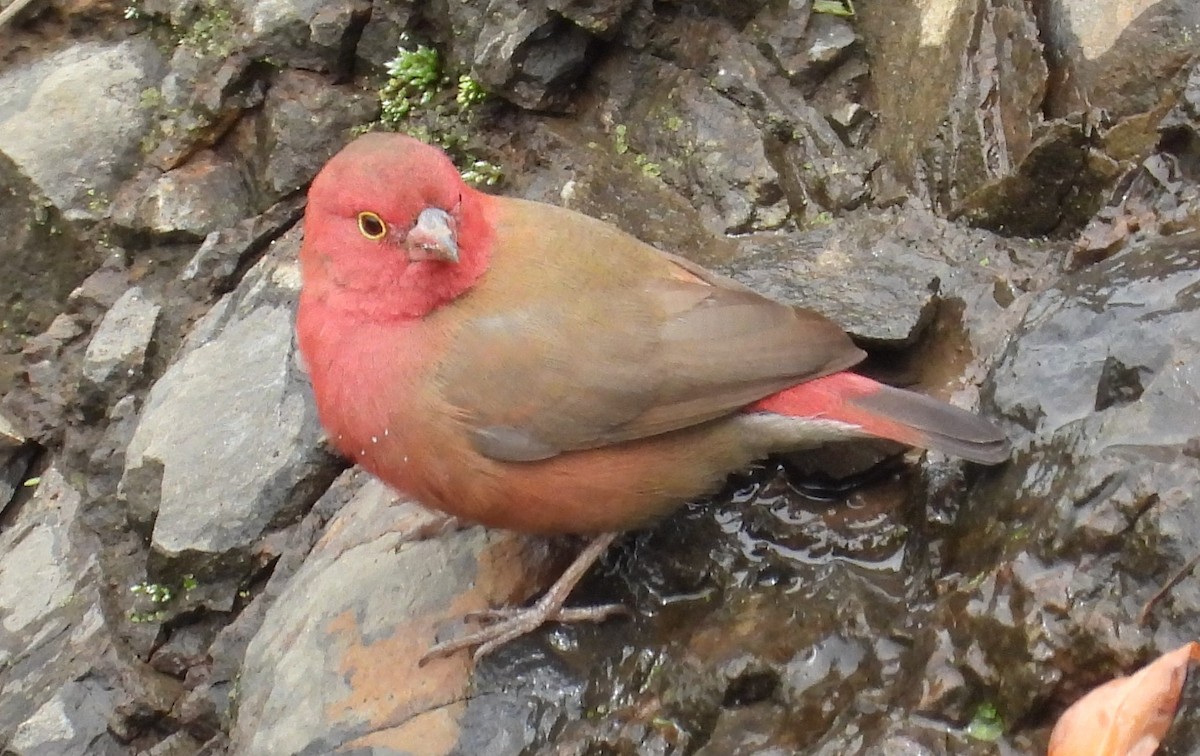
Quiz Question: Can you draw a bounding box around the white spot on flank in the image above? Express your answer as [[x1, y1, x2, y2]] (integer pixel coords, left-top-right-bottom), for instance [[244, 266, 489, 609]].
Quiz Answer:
[[371, 436, 378, 443], [384, 429, 389, 436]]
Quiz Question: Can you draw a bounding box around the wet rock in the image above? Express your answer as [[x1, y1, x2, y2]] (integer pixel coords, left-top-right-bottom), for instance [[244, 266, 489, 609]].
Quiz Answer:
[[928, 230, 1200, 732], [112, 152, 253, 241], [1042, 0, 1200, 119], [81, 287, 162, 401], [0, 38, 165, 222], [119, 230, 335, 584], [1071, 61, 1200, 269], [229, 472, 555, 754]]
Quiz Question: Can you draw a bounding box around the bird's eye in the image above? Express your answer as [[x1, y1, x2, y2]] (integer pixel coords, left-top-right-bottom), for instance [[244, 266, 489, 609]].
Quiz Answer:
[[357, 211, 386, 240]]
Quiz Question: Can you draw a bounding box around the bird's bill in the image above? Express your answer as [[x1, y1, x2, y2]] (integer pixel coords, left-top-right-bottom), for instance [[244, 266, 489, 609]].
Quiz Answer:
[[406, 207, 459, 263]]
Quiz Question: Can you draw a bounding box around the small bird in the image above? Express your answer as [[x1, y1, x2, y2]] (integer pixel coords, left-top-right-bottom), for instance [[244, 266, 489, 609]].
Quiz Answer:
[[296, 133, 1009, 661]]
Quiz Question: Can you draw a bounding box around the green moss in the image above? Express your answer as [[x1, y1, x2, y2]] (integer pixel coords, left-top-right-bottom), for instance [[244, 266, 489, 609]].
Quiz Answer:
[[613, 123, 630, 155], [813, 0, 855, 17], [179, 2, 237, 57], [374, 38, 503, 187], [965, 702, 1004, 742]]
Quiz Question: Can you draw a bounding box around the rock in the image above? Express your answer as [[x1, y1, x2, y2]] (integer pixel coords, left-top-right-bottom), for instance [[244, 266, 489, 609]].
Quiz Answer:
[[0, 409, 34, 518], [119, 230, 335, 585], [503, 121, 738, 268], [926, 230, 1200, 728], [355, 0, 414, 69], [1042, 0, 1200, 118], [592, 49, 791, 234], [81, 286, 162, 399], [146, 50, 264, 172], [548, 0, 636, 37], [180, 195, 306, 300], [229, 472, 555, 754], [951, 119, 1105, 236], [0, 38, 165, 222], [237, 0, 372, 73], [859, 0, 1061, 227], [240, 70, 379, 200], [0, 468, 123, 754], [469, 0, 596, 111], [725, 205, 1048, 353], [111, 151, 252, 241], [0, 148, 96, 365], [751, 2, 859, 84]]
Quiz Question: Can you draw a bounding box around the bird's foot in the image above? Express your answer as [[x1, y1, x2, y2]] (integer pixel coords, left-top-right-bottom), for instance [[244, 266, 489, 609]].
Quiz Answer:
[[422, 594, 629, 664], [420, 531, 624, 664]]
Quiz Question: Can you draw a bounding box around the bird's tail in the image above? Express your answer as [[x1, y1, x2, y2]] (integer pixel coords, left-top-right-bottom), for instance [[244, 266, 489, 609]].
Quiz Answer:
[[748, 373, 1011, 465]]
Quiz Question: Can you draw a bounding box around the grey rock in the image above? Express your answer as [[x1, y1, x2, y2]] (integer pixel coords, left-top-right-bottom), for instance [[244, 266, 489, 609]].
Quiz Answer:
[[111, 151, 252, 241], [992, 231, 1200, 441], [1042, 0, 1200, 118], [0, 145, 97, 360], [548, 0, 636, 36], [0, 468, 126, 755], [593, 50, 789, 233], [181, 195, 306, 300], [926, 230, 1200, 727], [751, 2, 859, 81], [0, 38, 165, 222], [237, 0, 370, 73], [231, 471, 553, 754], [355, 0, 414, 69], [146, 49, 264, 173], [120, 230, 331, 577], [709, 34, 873, 219], [726, 229, 941, 346], [806, 14, 858, 67], [725, 205, 1046, 350], [0, 410, 33, 517], [252, 70, 379, 199], [471, 0, 595, 111], [82, 286, 161, 397]]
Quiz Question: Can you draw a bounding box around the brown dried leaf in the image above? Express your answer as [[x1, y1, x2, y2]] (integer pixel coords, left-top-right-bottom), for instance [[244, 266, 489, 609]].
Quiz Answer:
[[1048, 641, 1200, 756]]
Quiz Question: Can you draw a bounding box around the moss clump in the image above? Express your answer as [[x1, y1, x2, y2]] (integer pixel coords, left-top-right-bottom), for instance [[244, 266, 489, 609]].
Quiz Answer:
[[373, 38, 503, 187]]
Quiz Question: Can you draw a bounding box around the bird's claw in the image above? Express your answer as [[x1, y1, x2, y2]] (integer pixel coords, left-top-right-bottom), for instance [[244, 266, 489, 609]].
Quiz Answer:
[[421, 597, 630, 665]]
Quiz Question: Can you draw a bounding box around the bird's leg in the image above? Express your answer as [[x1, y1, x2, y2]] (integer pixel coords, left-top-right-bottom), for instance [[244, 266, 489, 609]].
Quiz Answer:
[[421, 531, 628, 663]]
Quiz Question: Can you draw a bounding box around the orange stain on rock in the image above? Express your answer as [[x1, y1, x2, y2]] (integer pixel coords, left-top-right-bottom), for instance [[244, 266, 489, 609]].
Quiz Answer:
[[322, 531, 558, 750]]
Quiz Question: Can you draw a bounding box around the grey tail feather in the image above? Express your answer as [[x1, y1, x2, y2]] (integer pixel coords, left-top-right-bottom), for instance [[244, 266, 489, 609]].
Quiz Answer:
[[849, 383, 1011, 465]]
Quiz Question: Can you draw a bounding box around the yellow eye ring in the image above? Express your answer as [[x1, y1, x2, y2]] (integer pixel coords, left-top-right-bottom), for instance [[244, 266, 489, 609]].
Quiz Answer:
[[357, 211, 386, 240]]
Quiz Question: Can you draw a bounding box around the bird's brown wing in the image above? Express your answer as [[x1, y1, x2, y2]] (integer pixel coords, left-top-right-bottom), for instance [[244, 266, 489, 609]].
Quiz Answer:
[[433, 200, 866, 462]]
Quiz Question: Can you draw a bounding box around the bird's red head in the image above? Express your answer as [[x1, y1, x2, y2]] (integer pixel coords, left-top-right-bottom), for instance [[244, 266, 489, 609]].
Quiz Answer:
[[299, 132, 493, 321]]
